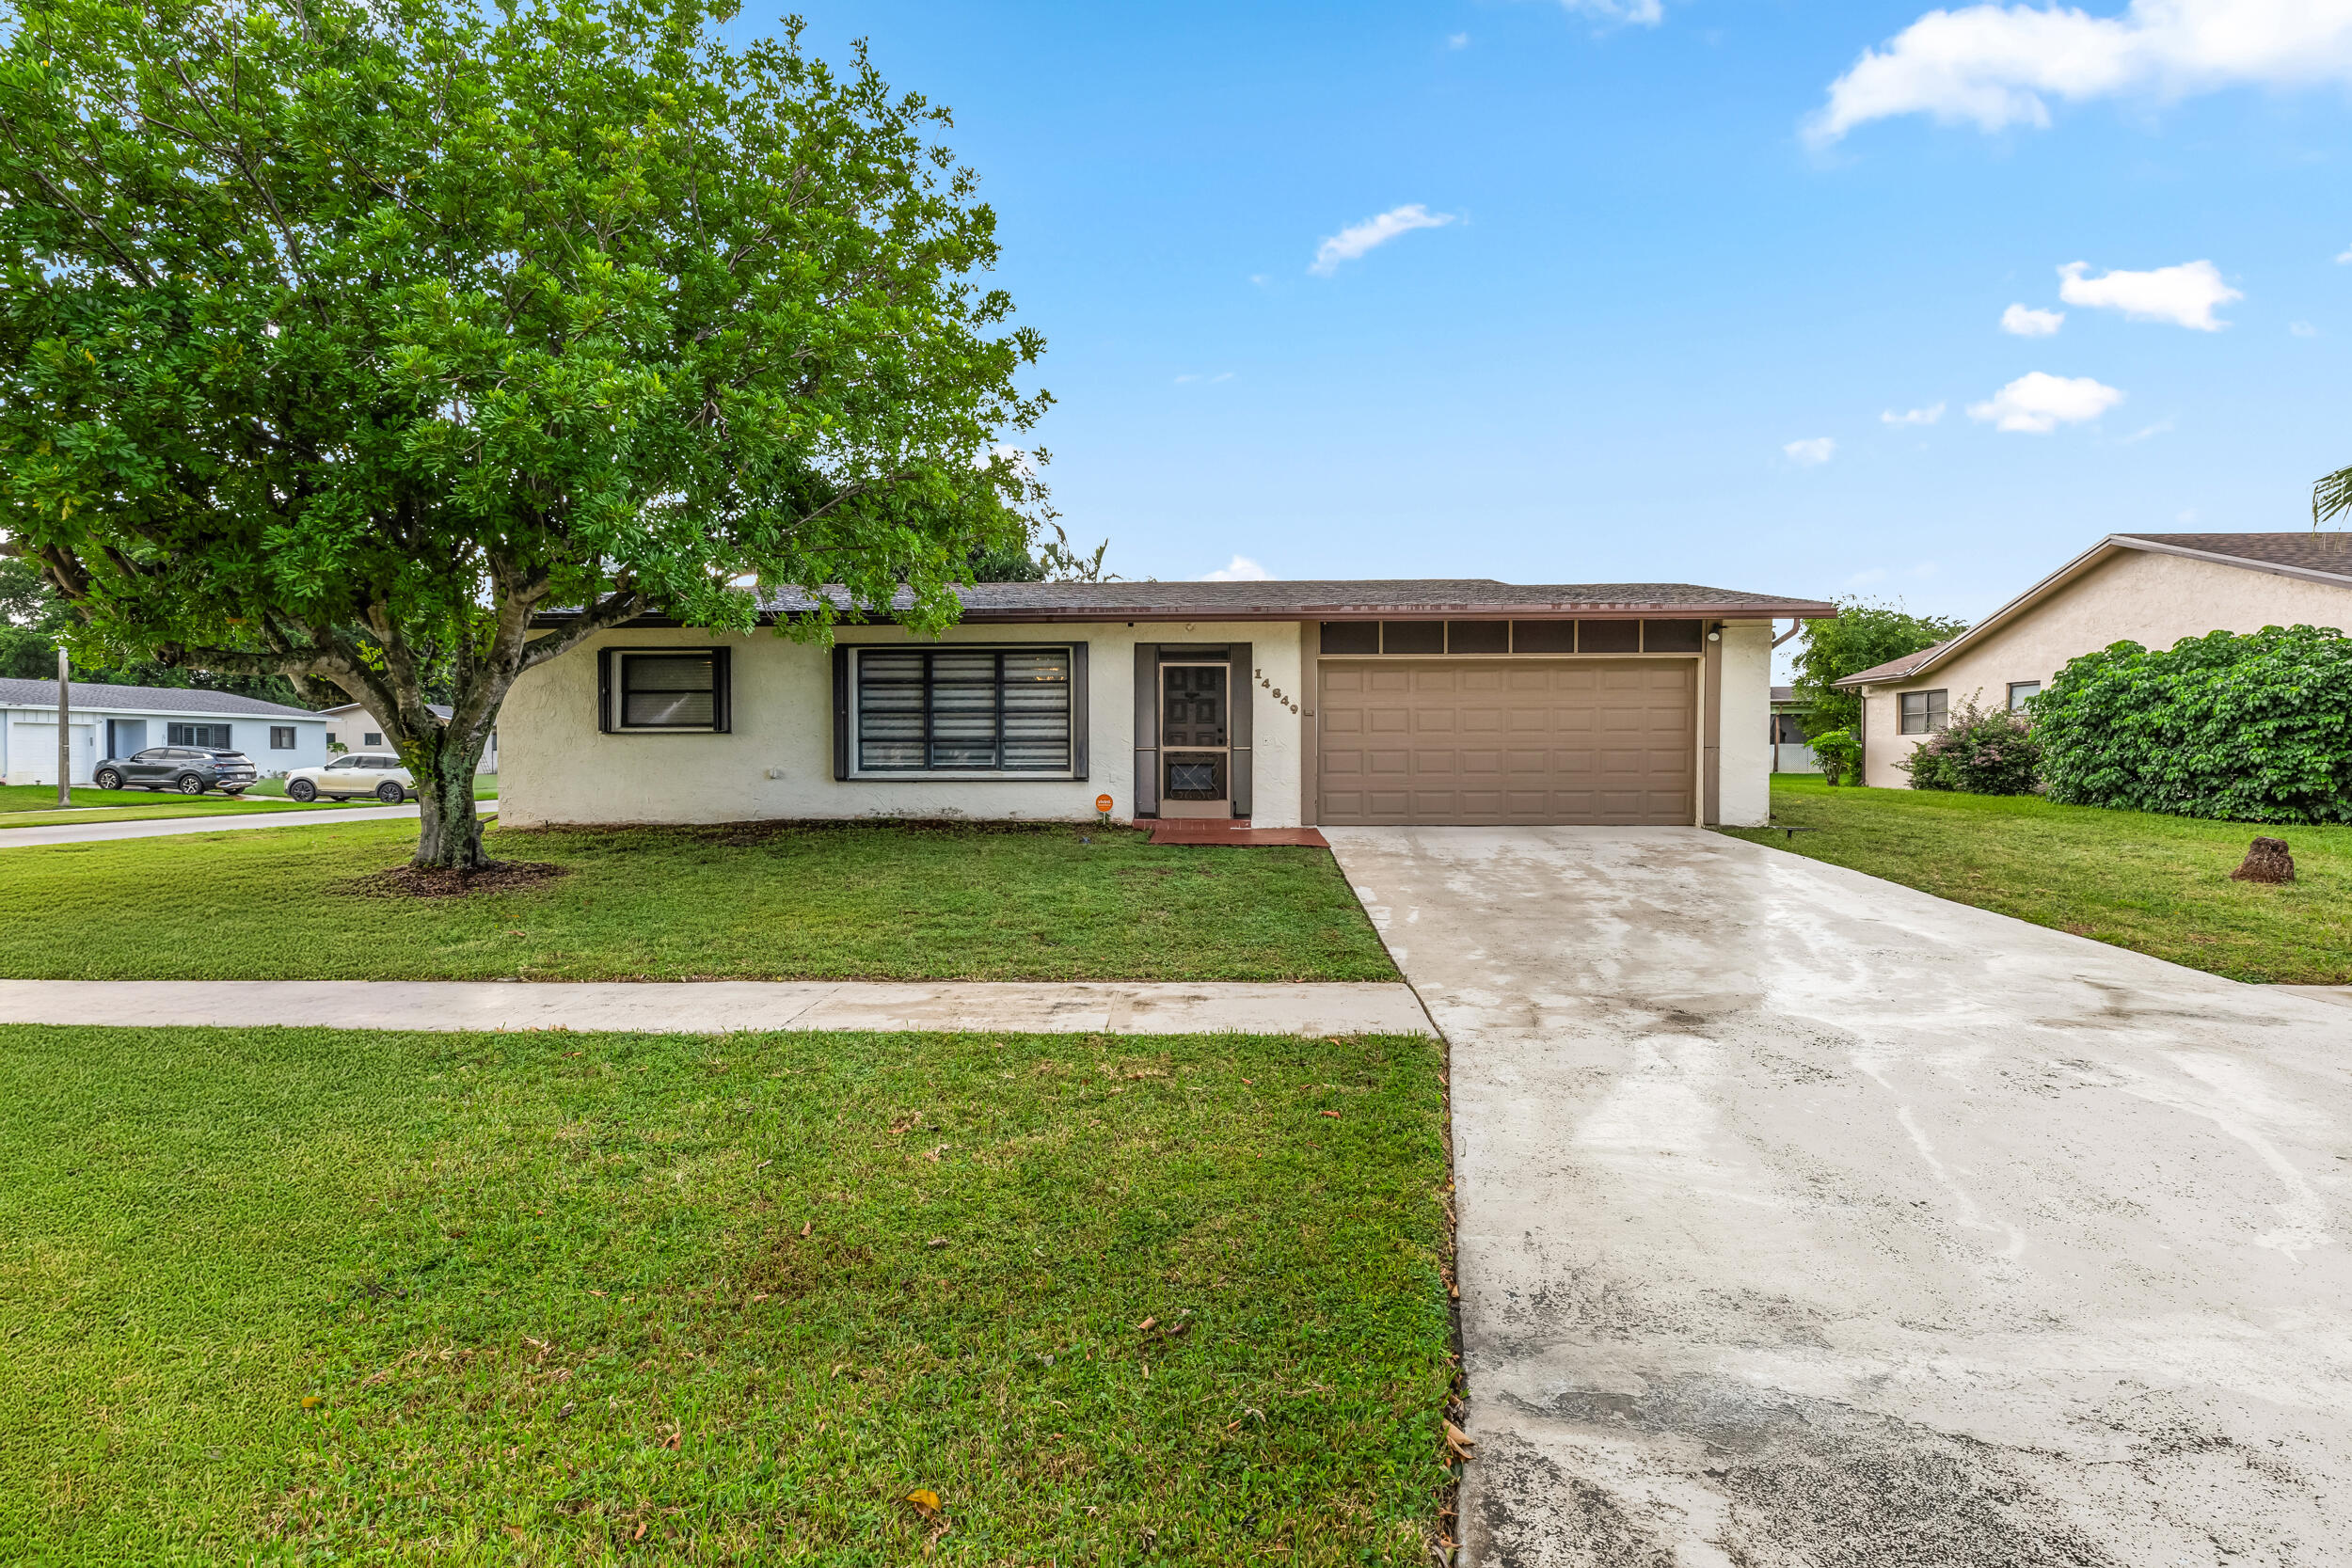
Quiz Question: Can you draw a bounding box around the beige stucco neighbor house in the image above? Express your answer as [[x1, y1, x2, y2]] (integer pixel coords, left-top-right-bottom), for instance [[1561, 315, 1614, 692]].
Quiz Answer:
[[498, 578, 1833, 832], [1836, 532, 2352, 789]]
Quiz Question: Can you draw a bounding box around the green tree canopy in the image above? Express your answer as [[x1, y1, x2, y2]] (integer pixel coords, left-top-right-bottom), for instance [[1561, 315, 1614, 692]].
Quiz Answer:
[[0, 0, 1048, 864], [1789, 597, 1970, 740]]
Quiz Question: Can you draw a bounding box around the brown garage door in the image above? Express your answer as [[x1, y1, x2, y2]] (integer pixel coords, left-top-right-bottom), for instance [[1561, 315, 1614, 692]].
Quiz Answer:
[[1318, 659, 1696, 826]]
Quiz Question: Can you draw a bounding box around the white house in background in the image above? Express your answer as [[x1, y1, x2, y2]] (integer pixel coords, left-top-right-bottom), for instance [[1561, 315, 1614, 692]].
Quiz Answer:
[[0, 678, 328, 786], [497, 578, 1835, 831], [317, 701, 499, 772]]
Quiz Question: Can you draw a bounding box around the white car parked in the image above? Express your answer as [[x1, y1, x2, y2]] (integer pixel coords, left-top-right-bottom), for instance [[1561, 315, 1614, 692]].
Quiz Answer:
[[282, 752, 414, 804]]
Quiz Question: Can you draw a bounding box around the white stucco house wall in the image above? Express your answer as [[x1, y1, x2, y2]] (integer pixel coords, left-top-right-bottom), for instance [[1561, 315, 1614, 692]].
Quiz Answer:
[[1836, 532, 2352, 788], [317, 701, 499, 772], [497, 578, 1829, 832], [0, 678, 329, 786]]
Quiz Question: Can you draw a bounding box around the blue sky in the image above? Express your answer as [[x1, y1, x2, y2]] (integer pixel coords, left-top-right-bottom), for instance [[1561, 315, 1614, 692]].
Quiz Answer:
[[773, 1, 2351, 644]]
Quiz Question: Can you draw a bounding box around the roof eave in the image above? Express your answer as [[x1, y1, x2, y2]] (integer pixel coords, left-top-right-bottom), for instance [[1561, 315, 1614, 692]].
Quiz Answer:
[[532, 600, 1836, 630]]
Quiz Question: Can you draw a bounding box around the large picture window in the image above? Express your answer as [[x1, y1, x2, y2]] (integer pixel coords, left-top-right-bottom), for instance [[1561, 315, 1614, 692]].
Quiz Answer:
[[598, 647, 733, 734], [855, 647, 1073, 772], [167, 722, 232, 748]]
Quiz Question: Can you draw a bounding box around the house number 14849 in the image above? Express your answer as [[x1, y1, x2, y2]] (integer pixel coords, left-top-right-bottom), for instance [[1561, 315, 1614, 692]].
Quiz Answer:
[[1255, 668, 1299, 714]]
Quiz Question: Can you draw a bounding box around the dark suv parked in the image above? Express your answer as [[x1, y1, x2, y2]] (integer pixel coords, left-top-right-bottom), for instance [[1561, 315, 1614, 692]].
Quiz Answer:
[[91, 747, 259, 796]]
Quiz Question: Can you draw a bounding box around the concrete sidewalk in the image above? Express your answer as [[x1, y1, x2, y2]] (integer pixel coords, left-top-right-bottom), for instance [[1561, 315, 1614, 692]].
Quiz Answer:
[[0, 800, 495, 849], [0, 978, 1431, 1037]]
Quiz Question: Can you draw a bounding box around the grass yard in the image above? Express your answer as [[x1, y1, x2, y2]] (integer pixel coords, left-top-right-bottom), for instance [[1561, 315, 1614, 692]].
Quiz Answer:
[[0, 788, 336, 831], [1721, 774, 2352, 985], [0, 819, 1396, 983], [0, 1023, 1455, 1563]]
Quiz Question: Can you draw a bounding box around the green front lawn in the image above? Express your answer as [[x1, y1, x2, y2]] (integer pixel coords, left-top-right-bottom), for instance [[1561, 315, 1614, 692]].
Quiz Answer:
[[0, 819, 1396, 982], [1721, 775, 2352, 984], [0, 1023, 1454, 1562], [0, 791, 338, 830], [247, 773, 501, 800]]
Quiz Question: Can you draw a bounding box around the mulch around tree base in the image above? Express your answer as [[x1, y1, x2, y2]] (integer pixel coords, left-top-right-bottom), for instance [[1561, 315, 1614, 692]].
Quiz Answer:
[[335, 862, 572, 899]]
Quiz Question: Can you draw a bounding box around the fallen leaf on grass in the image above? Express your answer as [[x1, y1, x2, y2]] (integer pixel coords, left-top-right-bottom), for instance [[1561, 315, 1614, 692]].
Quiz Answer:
[[926, 1237, 947, 1249], [505, 1525, 527, 1542], [755, 1159, 773, 1170], [1136, 1315, 1156, 1333], [1319, 1110, 1341, 1119], [906, 1488, 943, 1518], [923, 1144, 946, 1163], [799, 1220, 813, 1238], [588, 1289, 607, 1298], [1444, 1420, 1476, 1462], [300, 1396, 324, 1410]]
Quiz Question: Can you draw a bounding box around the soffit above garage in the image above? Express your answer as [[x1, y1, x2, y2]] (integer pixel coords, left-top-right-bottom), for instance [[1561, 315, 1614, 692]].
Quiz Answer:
[[539, 578, 1836, 627]]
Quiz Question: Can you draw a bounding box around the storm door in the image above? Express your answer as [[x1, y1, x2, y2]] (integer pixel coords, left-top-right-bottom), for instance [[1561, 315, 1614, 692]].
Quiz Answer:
[[1159, 662, 1231, 817]]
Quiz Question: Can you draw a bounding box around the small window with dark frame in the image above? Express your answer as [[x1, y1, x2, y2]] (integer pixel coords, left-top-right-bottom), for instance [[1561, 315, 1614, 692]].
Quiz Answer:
[[2007, 681, 2041, 712], [167, 722, 232, 748], [362, 731, 383, 747], [618, 652, 723, 731], [270, 726, 296, 750], [1899, 689, 1948, 735], [855, 647, 1072, 772]]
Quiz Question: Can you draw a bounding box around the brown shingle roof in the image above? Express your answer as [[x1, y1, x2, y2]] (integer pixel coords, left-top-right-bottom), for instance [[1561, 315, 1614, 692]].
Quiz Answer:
[[738, 578, 1836, 623], [2112, 532, 2352, 579], [1833, 639, 1958, 688]]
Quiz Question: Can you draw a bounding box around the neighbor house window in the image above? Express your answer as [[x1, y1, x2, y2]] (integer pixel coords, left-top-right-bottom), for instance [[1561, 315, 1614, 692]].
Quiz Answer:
[[270, 726, 296, 749], [167, 722, 232, 748], [2008, 681, 2041, 711], [1898, 690, 1947, 735], [853, 647, 1073, 772], [362, 731, 383, 746], [596, 647, 733, 734]]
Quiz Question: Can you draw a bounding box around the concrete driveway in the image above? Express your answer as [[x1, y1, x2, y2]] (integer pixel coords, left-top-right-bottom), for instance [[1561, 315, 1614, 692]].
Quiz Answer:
[[1325, 826, 2352, 1568]]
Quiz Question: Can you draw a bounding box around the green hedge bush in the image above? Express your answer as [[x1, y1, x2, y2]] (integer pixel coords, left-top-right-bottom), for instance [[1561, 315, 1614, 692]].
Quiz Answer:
[[1897, 700, 2042, 794], [2034, 625, 2352, 823]]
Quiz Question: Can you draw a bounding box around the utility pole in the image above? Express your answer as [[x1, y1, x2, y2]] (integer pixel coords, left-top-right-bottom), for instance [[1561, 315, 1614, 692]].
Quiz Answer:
[[56, 646, 72, 808]]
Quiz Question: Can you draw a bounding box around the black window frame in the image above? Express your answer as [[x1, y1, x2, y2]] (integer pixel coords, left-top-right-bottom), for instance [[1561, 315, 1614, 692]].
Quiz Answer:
[[167, 722, 232, 749], [362, 731, 383, 746], [269, 726, 296, 750], [596, 646, 733, 735], [839, 643, 1087, 779], [1899, 689, 1949, 735]]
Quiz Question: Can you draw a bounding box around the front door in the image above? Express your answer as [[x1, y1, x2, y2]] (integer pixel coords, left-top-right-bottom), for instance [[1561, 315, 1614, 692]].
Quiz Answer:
[[1160, 663, 1232, 818]]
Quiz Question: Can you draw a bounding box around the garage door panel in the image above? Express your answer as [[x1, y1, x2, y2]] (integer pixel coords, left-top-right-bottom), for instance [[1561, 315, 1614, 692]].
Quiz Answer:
[[1320, 657, 1694, 826]]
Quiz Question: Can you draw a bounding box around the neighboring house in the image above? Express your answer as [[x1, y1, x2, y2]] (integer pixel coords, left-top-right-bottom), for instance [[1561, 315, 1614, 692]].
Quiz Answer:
[[501, 578, 1836, 831], [1769, 686, 1820, 773], [318, 702, 498, 772], [0, 678, 328, 786], [1834, 532, 2352, 788]]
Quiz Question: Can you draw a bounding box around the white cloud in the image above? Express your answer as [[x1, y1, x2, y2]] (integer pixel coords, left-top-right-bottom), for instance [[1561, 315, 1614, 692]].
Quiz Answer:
[[1881, 403, 1947, 425], [1447, 31, 1470, 49], [2337, 245, 2352, 264], [1966, 371, 2124, 433], [2291, 320, 2319, 338], [2001, 303, 2065, 336], [1564, 0, 1664, 23], [2120, 417, 2175, 443], [1310, 204, 1457, 276], [2058, 260, 2239, 329], [1783, 436, 1837, 466], [1806, 0, 2352, 145], [1200, 555, 1270, 582]]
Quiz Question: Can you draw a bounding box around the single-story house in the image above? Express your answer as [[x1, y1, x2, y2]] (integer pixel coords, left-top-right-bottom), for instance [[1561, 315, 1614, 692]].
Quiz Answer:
[[1770, 686, 1820, 773], [0, 677, 330, 786], [500, 578, 1835, 831], [318, 701, 499, 772], [1834, 531, 2352, 788]]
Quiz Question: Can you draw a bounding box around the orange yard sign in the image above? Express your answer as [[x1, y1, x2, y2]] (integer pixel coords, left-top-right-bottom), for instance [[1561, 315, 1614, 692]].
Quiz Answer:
[[1095, 795, 1113, 814]]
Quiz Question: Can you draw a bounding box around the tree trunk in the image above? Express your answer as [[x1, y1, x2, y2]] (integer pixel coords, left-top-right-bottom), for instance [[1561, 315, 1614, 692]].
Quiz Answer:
[[409, 722, 496, 871]]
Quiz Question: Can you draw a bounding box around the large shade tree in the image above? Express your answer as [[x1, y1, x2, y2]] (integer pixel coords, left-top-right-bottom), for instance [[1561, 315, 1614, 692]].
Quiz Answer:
[[0, 0, 1049, 866]]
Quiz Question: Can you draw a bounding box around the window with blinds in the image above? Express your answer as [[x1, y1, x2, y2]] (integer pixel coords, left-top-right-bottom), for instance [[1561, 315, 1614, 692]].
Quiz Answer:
[[599, 647, 732, 734], [856, 647, 1073, 772]]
